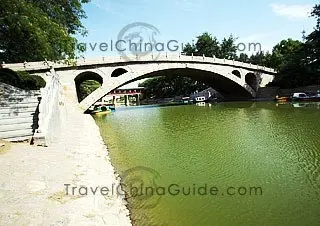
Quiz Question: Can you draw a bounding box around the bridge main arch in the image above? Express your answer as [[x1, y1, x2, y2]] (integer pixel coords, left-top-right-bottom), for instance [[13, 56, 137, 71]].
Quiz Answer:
[[79, 62, 261, 111]]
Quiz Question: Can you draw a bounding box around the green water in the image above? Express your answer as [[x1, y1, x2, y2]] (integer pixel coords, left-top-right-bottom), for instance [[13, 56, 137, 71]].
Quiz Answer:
[[94, 102, 320, 226]]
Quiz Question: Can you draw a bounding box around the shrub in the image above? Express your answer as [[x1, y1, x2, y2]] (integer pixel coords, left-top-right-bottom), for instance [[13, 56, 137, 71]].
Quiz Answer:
[[0, 69, 46, 90]]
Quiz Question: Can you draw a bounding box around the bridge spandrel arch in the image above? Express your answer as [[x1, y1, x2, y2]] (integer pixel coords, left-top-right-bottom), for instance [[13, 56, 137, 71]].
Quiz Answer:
[[74, 69, 107, 103]]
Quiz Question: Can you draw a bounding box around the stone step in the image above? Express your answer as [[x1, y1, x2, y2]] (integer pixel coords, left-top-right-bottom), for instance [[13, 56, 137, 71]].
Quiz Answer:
[[0, 122, 34, 132], [0, 111, 36, 119], [0, 105, 38, 114], [0, 129, 34, 139], [0, 83, 41, 94], [0, 116, 35, 125], [0, 92, 41, 97], [0, 96, 40, 103], [0, 91, 41, 98], [0, 101, 39, 108], [3, 136, 32, 142]]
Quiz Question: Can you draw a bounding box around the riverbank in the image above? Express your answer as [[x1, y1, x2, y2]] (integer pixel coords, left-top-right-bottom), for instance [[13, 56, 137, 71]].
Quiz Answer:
[[0, 87, 132, 226]]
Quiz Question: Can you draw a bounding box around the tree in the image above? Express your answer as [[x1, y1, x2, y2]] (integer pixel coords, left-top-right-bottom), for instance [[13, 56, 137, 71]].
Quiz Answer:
[[238, 53, 250, 63], [271, 39, 303, 70], [0, 0, 89, 63], [0, 69, 46, 90], [219, 35, 238, 59], [78, 80, 101, 101], [183, 32, 238, 59], [31, 0, 89, 35], [268, 4, 320, 88], [183, 42, 196, 55], [249, 52, 266, 66], [195, 32, 220, 57], [139, 76, 208, 99], [305, 4, 320, 74]]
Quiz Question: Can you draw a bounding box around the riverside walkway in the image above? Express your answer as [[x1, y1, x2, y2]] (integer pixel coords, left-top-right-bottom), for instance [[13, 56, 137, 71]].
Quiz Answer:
[[0, 86, 131, 226]]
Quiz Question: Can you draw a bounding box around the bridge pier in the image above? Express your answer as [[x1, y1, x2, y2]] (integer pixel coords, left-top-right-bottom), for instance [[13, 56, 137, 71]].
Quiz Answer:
[[124, 95, 129, 106], [112, 96, 117, 105]]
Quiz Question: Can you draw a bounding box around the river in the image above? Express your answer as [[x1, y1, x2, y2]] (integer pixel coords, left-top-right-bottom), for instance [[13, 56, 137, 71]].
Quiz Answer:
[[94, 102, 320, 226]]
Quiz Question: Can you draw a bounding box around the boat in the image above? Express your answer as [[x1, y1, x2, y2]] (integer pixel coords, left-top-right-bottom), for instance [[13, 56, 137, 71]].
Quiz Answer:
[[182, 97, 190, 104], [275, 95, 291, 103], [195, 96, 206, 103], [292, 92, 320, 102], [91, 106, 111, 115]]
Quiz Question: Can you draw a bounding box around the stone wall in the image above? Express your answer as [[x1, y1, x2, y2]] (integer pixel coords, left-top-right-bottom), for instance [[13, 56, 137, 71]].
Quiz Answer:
[[0, 83, 41, 141]]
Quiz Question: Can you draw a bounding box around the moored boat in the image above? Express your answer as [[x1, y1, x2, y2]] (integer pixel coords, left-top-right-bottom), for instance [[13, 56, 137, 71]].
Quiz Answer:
[[292, 92, 320, 102], [91, 106, 111, 116], [275, 95, 291, 102]]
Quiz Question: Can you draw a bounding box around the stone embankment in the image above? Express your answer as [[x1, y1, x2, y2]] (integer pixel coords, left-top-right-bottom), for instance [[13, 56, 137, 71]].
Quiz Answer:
[[256, 85, 320, 100], [0, 85, 132, 226]]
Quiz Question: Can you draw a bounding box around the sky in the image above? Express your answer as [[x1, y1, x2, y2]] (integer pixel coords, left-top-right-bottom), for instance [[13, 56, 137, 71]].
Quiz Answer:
[[76, 0, 318, 87]]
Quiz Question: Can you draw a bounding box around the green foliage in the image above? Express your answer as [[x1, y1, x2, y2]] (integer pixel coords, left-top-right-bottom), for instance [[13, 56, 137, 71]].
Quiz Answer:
[[238, 53, 250, 63], [183, 33, 238, 59], [219, 35, 238, 59], [0, 69, 46, 90], [78, 80, 101, 101], [271, 39, 303, 70], [0, 0, 89, 63], [268, 4, 320, 88], [183, 43, 196, 55], [195, 32, 220, 57], [16, 71, 46, 89], [143, 4, 320, 96], [305, 4, 320, 73], [139, 76, 208, 99]]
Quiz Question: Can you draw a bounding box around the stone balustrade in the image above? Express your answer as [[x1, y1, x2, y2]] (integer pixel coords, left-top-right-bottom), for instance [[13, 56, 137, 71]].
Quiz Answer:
[[2, 53, 277, 74]]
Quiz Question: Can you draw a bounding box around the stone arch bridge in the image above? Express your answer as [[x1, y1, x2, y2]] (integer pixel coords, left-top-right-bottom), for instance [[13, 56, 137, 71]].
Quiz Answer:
[[4, 53, 276, 112]]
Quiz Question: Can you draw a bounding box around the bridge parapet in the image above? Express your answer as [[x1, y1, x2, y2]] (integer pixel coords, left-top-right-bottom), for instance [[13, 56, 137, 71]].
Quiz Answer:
[[2, 53, 276, 74]]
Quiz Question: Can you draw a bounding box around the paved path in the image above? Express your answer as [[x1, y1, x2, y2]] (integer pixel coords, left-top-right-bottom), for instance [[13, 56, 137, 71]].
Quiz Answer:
[[0, 87, 132, 226]]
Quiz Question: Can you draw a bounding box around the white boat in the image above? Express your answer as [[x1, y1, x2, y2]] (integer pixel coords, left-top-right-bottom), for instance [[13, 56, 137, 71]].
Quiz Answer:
[[195, 96, 206, 102]]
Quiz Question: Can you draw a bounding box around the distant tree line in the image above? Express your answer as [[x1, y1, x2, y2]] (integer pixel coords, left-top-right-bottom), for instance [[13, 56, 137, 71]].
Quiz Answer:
[[139, 76, 208, 99], [1, 1, 319, 94], [141, 4, 320, 97]]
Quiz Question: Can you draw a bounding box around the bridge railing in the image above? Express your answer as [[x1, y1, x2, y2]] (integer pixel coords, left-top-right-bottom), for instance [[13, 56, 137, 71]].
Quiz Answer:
[[2, 53, 276, 74]]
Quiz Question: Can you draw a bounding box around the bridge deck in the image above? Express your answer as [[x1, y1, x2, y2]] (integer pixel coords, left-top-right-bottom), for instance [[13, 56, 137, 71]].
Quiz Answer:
[[2, 54, 276, 74]]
